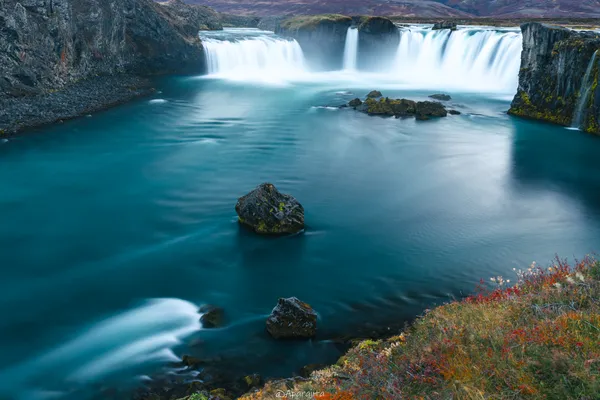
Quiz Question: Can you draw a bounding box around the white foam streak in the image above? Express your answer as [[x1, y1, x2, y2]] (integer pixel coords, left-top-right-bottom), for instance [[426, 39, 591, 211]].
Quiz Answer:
[[0, 299, 201, 397]]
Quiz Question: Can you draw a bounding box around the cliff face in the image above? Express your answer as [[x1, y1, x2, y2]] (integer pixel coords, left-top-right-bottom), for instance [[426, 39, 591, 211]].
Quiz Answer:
[[509, 23, 600, 134], [276, 15, 352, 70], [356, 16, 399, 70], [276, 15, 398, 71], [0, 0, 220, 99]]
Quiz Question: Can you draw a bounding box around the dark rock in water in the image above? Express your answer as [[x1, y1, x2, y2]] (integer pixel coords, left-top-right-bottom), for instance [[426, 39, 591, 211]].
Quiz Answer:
[[199, 305, 225, 328], [432, 21, 457, 31], [362, 97, 416, 117], [266, 297, 317, 339], [235, 183, 304, 235], [349, 98, 363, 107], [242, 374, 262, 389], [429, 94, 452, 101], [299, 363, 327, 378], [367, 90, 383, 98], [509, 23, 600, 134], [448, 109, 462, 115], [415, 101, 448, 120], [181, 354, 203, 367]]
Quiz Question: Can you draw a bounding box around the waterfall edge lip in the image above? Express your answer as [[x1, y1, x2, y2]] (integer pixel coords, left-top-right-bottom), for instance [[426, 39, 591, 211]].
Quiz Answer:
[[198, 27, 523, 94]]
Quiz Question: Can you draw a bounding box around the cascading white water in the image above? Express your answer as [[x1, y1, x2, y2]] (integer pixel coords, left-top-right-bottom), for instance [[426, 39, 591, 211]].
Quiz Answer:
[[392, 27, 523, 93], [572, 50, 598, 129], [343, 27, 359, 71], [201, 28, 307, 83]]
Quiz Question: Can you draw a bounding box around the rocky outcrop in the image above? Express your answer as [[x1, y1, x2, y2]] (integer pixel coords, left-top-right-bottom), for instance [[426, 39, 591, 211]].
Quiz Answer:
[[266, 297, 317, 339], [350, 92, 450, 120], [508, 23, 600, 134], [432, 21, 457, 30], [235, 183, 305, 235], [199, 304, 225, 328], [355, 16, 399, 69], [160, 0, 223, 31], [0, 0, 220, 134], [429, 93, 452, 101], [276, 14, 352, 70]]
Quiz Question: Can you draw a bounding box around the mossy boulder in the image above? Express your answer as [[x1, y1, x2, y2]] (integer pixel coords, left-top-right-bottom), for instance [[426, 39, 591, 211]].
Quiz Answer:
[[360, 97, 417, 117], [415, 101, 448, 120], [366, 90, 383, 98], [266, 297, 317, 339], [235, 183, 304, 235], [348, 98, 363, 108], [199, 304, 224, 328]]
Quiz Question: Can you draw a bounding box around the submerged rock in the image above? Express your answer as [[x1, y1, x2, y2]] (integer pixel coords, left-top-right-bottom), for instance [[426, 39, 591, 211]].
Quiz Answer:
[[429, 94, 452, 101], [266, 297, 317, 339], [432, 21, 457, 31], [235, 183, 304, 235], [199, 305, 225, 328], [448, 109, 462, 115], [349, 98, 363, 107], [366, 90, 383, 98], [415, 101, 448, 120]]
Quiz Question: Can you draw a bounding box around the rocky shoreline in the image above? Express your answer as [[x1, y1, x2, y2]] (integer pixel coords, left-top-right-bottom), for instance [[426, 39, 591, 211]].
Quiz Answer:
[[0, 75, 155, 135], [0, 0, 223, 135]]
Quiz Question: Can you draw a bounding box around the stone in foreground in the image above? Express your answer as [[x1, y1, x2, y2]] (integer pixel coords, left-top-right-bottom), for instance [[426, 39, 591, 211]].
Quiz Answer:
[[266, 297, 317, 339], [236, 183, 304, 235], [199, 304, 225, 328]]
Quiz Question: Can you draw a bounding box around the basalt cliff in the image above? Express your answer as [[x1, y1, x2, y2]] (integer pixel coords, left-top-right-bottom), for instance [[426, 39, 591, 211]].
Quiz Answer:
[[509, 23, 600, 134], [276, 15, 398, 70], [0, 0, 221, 134]]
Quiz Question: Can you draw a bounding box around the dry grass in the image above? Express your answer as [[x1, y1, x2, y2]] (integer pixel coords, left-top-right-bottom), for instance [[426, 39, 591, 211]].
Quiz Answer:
[[241, 257, 600, 399]]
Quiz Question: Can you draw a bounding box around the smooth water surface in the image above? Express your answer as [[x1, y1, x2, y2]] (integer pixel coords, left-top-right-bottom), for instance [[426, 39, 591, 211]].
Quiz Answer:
[[0, 28, 599, 400]]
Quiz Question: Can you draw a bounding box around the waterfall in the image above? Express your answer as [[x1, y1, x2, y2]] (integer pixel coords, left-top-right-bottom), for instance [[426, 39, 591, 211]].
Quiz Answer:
[[572, 50, 598, 129], [200, 28, 307, 82], [392, 28, 523, 93], [343, 27, 359, 71]]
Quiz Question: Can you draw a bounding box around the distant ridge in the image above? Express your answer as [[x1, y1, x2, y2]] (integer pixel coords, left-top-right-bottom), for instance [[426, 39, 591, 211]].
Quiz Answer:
[[182, 0, 600, 18]]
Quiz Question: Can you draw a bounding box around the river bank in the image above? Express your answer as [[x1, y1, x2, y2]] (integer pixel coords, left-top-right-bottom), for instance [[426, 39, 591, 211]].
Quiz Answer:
[[0, 76, 155, 136]]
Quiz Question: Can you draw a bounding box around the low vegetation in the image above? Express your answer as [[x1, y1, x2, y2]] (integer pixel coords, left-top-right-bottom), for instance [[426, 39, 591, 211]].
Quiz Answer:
[[279, 14, 352, 31], [240, 257, 600, 399]]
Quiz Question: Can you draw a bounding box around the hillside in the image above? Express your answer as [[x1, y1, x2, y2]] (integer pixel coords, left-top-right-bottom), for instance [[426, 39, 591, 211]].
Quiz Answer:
[[184, 0, 471, 17], [183, 0, 600, 18]]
